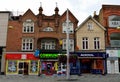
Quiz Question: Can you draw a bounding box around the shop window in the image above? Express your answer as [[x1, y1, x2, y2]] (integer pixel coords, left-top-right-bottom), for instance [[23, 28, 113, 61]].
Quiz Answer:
[[30, 61, 38, 73], [41, 62, 46, 71], [73, 63, 76, 67], [96, 60, 103, 69], [19, 63, 23, 69], [7, 60, 17, 73]]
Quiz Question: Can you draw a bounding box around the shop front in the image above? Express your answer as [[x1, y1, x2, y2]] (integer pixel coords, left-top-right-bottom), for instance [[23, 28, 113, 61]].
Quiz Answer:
[[106, 50, 119, 74], [5, 53, 39, 75], [77, 52, 108, 74], [40, 53, 58, 75], [118, 50, 120, 73]]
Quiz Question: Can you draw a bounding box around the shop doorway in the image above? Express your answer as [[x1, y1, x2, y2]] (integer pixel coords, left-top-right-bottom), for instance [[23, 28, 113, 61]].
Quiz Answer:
[[46, 63, 52, 75], [18, 61, 29, 75], [80, 59, 92, 73], [110, 60, 115, 74]]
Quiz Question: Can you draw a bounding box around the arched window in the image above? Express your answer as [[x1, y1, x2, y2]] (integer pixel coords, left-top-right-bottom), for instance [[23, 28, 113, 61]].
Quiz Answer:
[[23, 19, 34, 33], [43, 27, 53, 32]]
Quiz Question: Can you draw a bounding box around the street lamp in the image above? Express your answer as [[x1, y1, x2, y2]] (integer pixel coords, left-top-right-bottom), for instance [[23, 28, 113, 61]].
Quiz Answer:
[[66, 9, 70, 80]]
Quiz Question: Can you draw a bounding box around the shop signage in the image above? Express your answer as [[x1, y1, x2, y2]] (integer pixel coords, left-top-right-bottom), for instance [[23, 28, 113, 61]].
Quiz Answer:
[[21, 54, 26, 59], [40, 54, 58, 59], [80, 54, 94, 57], [77, 52, 107, 58], [106, 50, 118, 57], [34, 50, 40, 57], [6, 53, 39, 60]]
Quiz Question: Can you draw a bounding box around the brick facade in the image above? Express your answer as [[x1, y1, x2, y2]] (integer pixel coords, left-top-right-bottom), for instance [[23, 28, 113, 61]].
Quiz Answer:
[[6, 6, 78, 52], [98, 5, 120, 47]]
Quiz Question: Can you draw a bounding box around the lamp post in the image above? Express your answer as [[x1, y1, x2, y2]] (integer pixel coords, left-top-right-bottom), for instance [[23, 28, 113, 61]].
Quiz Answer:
[[66, 9, 70, 80]]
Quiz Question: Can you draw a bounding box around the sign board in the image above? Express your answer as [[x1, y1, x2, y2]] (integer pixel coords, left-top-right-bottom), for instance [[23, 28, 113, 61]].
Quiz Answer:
[[77, 52, 107, 58], [21, 54, 26, 59], [34, 50, 40, 57], [40, 54, 58, 59]]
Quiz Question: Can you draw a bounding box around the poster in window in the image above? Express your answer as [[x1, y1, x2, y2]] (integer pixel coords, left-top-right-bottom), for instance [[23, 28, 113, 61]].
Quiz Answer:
[[30, 61, 38, 73], [7, 60, 17, 73]]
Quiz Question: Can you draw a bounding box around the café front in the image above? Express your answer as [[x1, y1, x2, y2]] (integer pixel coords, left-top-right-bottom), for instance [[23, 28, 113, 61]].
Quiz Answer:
[[76, 52, 108, 74], [5, 52, 39, 75]]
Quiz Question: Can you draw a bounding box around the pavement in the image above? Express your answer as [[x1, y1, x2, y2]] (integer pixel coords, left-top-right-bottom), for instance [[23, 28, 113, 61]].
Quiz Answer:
[[0, 74, 120, 82]]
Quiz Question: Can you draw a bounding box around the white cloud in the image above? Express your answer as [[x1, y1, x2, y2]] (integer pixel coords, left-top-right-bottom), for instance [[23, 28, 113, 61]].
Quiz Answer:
[[0, 0, 120, 24]]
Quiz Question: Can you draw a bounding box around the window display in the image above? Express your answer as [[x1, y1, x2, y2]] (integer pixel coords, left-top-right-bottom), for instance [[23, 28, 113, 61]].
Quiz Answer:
[[30, 60, 38, 73], [7, 60, 17, 73]]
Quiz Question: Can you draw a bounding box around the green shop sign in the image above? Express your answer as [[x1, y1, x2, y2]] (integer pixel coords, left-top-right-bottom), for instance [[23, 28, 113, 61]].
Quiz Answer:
[[40, 54, 58, 59]]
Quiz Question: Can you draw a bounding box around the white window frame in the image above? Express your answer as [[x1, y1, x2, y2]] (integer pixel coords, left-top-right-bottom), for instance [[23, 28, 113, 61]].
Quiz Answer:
[[23, 19, 34, 33], [62, 20, 74, 33], [62, 39, 74, 51], [108, 15, 120, 27], [94, 37, 100, 49], [22, 38, 34, 51], [41, 40, 55, 50], [82, 37, 88, 50], [87, 22, 93, 30]]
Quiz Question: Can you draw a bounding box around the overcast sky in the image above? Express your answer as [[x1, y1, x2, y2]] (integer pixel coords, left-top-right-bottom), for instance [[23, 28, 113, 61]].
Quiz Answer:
[[0, 0, 120, 24]]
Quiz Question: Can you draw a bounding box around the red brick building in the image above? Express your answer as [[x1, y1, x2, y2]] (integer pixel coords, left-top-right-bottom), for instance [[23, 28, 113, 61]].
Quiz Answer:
[[5, 5, 78, 75], [96, 5, 120, 74], [98, 5, 120, 47]]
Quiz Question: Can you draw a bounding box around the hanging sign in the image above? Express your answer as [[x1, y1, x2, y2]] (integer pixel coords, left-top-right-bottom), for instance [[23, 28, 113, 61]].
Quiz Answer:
[[34, 50, 40, 57]]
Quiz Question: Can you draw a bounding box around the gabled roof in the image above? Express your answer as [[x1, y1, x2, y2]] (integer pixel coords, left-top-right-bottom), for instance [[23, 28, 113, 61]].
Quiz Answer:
[[22, 9, 36, 19], [61, 9, 78, 23], [76, 15, 106, 31]]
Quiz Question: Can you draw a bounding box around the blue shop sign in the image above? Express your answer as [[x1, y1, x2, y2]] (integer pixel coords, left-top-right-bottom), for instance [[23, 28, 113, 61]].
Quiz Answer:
[[77, 52, 107, 58]]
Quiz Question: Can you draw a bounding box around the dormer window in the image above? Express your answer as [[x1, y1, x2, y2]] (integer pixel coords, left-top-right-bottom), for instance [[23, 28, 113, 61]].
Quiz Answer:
[[87, 22, 93, 30], [43, 27, 53, 32], [23, 19, 34, 33]]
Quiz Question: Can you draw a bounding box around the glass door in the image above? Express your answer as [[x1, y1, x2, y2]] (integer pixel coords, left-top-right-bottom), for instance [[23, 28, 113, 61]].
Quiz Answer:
[[18, 61, 29, 75], [46, 63, 52, 75], [110, 60, 115, 73], [18, 61, 24, 75]]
